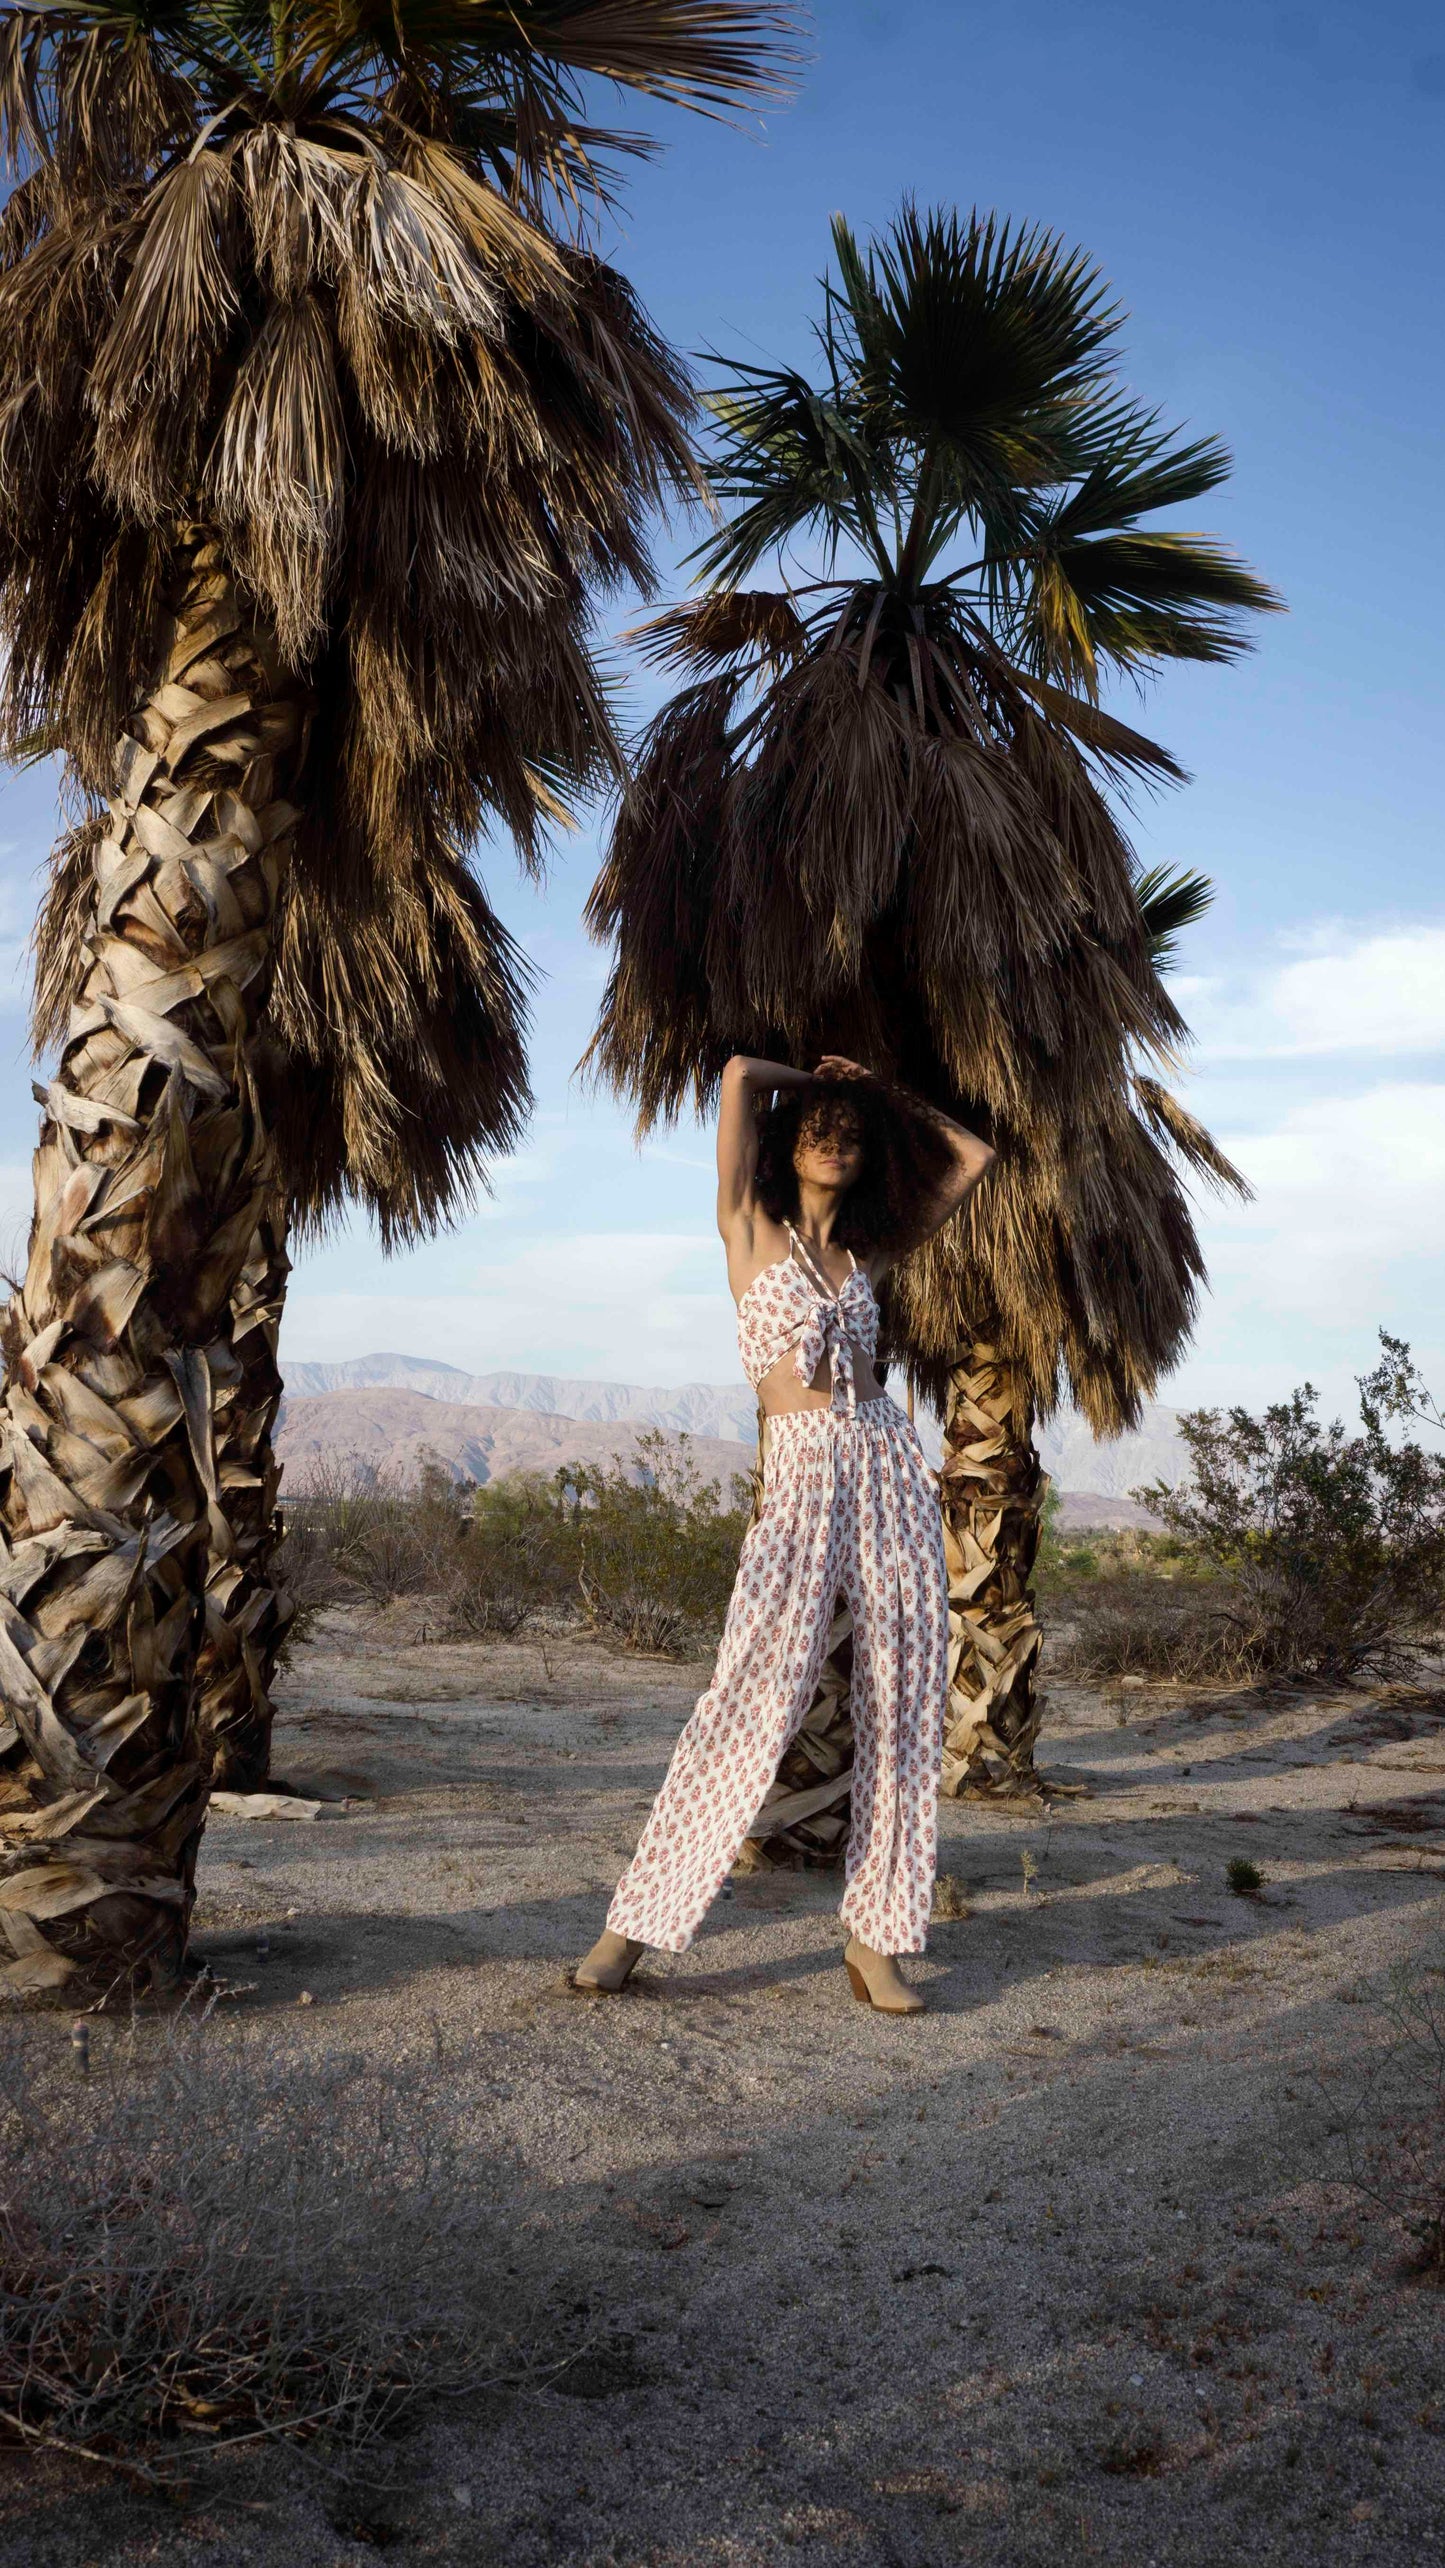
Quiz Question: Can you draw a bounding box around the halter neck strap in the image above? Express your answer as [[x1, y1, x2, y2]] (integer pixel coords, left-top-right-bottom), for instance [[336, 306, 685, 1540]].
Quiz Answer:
[[785, 1224, 856, 1298]]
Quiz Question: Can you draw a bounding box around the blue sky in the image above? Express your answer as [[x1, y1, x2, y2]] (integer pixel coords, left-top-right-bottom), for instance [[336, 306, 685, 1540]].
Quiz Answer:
[[1, 0, 1441, 1426]]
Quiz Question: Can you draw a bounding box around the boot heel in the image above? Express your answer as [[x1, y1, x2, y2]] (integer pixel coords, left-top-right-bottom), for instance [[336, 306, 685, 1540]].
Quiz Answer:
[[845, 1960, 872, 2005]]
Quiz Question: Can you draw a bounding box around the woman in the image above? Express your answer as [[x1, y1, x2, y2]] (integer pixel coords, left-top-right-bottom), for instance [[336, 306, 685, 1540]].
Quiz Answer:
[[575, 1054, 995, 2013]]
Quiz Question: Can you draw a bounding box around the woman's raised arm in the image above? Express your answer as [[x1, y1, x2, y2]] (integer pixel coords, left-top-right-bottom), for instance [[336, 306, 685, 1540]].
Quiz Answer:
[[716, 1054, 813, 1239], [913, 1108, 996, 1239]]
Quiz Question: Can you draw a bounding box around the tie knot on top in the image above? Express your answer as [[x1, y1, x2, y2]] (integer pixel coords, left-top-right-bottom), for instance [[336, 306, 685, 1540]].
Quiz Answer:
[[736, 1227, 880, 1411]]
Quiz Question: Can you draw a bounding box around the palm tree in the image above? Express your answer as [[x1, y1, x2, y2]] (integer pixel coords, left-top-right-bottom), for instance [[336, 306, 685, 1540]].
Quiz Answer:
[[0, 0, 793, 2000], [587, 204, 1271, 1846]]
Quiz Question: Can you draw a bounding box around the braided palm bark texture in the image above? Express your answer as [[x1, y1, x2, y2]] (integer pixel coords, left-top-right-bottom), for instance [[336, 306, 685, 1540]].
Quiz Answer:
[[0, 538, 301, 2001], [938, 1345, 1048, 1796], [196, 1213, 292, 1792]]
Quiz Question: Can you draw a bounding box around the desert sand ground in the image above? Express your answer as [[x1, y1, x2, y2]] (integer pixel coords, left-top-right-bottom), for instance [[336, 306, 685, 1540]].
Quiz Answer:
[[5, 1610, 1445, 2566]]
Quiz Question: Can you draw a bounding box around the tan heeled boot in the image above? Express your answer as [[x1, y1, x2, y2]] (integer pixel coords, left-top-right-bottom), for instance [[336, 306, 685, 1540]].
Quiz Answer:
[[573, 1929, 645, 1994], [843, 1935, 925, 2015]]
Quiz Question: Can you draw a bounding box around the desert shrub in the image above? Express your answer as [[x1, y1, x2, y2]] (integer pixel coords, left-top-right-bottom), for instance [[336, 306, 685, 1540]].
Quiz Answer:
[[278, 1458, 559, 1636], [0, 2019, 498, 2483], [271, 1486, 346, 1654], [337, 1460, 472, 1600], [278, 1435, 751, 1654], [551, 1430, 752, 1654], [453, 1475, 569, 1635], [1137, 1334, 1445, 1682], [276, 1456, 440, 1617]]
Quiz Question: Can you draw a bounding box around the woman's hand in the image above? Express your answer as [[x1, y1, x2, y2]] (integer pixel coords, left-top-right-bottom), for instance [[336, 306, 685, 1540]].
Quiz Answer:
[[812, 1053, 873, 1083]]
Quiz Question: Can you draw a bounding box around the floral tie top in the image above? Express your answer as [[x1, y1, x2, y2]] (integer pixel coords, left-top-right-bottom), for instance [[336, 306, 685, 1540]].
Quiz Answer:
[[736, 1226, 880, 1415]]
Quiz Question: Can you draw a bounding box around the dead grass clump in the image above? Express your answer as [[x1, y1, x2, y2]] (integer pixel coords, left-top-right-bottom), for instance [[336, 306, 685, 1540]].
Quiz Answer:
[[1050, 1578, 1269, 1684], [0, 2019, 498, 2484], [931, 1873, 973, 1921], [1305, 1945, 1445, 2279]]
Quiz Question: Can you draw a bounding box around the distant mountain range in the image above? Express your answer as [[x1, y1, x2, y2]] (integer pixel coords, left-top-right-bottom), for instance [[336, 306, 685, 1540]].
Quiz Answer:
[[277, 1351, 1190, 1509], [283, 1352, 761, 1444], [276, 1388, 754, 1497]]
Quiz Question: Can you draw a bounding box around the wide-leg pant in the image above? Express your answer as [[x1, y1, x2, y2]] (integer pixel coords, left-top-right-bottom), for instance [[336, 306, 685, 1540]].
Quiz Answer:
[[606, 1399, 949, 1956]]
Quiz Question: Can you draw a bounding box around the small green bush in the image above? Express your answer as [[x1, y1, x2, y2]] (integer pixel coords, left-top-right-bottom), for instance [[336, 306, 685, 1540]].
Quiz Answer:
[[549, 1430, 752, 1653], [1036, 1508, 1216, 1595], [1136, 1333, 1445, 1682], [280, 1432, 752, 1655], [1227, 1857, 1263, 1896]]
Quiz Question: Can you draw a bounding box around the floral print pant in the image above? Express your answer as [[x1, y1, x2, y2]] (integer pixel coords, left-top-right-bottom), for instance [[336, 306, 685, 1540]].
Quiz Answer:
[[607, 1400, 948, 1956]]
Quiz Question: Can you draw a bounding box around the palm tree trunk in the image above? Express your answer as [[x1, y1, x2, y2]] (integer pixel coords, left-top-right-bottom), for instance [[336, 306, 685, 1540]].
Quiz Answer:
[[938, 1341, 1048, 1797], [736, 1409, 856, 1872], [0, 532, 304, 2003], [196, 1213, 292, 1792]]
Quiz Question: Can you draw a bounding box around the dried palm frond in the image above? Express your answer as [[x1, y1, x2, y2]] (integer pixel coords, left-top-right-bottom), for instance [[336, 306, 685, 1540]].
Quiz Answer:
[[1131, 1075, 1248, 1196], [267, 843, 535, 1248], [209, 297, 348, 661], [630, 588, 807, 672]]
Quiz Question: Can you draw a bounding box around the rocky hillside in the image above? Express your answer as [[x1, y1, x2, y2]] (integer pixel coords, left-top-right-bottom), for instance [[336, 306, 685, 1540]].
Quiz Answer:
[[282, 1353, 761, 1445], [275, 1389, 755, 1497]]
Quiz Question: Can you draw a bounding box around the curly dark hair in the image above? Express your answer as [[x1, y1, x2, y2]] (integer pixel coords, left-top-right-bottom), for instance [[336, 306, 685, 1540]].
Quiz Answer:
[[753, 1077, 955, 1256]]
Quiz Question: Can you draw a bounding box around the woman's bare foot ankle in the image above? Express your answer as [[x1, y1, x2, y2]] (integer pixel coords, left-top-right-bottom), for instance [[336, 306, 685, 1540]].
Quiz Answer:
[[574, 1929, 644, 1993], [843, 1935, 925, 2014]]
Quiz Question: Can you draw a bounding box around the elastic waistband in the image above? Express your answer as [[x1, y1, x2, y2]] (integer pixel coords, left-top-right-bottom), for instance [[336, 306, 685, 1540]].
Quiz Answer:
[[762, 1397, 915, 1444]]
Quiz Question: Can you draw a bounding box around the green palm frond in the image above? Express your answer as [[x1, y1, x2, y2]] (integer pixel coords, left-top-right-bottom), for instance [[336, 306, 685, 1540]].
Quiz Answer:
[[837, 203, 1122, 492], [1134, 862, 1213, 970], [1014, 524, 1282, 691], [691, 368, 891, 583], [998, 419, 1283, 691], [687, 204, 1277, 698]]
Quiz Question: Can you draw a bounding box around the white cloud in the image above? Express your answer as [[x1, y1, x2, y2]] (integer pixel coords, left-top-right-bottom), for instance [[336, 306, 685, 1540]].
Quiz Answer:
[[1184, 1081, 1445, 1395], [1219, 1084, 1445, 1298], [282, 1227, 735, 1385], [1177, 922, 1445, 1061]]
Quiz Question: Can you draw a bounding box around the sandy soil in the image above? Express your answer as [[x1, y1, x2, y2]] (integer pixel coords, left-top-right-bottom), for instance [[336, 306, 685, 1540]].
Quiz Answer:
[[5, 1610, 1445, 2565]]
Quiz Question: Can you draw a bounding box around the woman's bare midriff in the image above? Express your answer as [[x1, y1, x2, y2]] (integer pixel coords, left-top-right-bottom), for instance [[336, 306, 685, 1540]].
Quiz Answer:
[[753, 1349, 890, 1417]]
